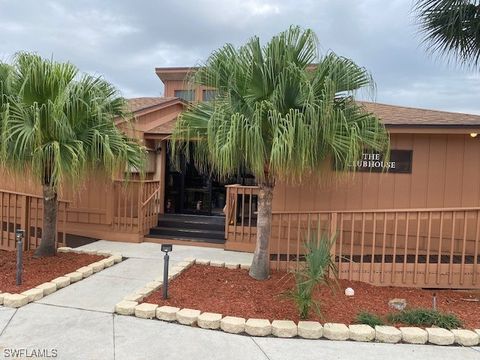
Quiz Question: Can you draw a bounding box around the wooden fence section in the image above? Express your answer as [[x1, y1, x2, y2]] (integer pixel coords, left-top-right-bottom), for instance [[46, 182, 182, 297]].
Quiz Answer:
[[0, 190, 68, 251], [1, 179, 161, 250], [225, 185, 480, 289], [224, 185, 259, 251], [111, 180, 161, 235]]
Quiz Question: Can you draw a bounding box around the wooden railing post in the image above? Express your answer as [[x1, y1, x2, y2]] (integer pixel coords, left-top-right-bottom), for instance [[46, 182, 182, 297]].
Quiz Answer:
[[224, 186, 230, 239], [329, 212, 338, 274]]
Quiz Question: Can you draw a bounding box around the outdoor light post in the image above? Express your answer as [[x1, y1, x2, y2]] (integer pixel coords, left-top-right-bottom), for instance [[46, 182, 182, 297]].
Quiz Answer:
[[16, 229, 25, 286], [161, 244, 173, 299]]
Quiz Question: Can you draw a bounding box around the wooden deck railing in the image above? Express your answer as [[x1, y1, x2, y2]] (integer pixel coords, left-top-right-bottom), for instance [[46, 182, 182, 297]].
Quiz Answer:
[[225, 185, 480, 289], [0, 189, 68, 251], [112, 180, 161, 235], [225, 185, 259, 250]]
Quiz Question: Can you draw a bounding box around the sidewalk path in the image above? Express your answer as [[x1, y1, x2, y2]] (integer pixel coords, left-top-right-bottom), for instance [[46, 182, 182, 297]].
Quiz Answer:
[[1, 241, 479, 359]]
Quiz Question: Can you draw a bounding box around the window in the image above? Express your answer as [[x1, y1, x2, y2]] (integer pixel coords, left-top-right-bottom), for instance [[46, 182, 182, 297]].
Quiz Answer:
[[202, 90, 217, 101], [174, 90, 195, 101]]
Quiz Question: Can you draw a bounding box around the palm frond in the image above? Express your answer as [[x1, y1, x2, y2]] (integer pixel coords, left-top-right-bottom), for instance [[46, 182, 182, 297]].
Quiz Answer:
[[414, 0, 480, 67], [0, 52, 146, 190], [172, 26, 388, 186]]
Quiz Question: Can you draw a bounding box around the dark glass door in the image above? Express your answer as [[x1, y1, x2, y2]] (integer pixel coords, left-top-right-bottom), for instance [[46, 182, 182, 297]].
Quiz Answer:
[[165, 145, 227, 215]]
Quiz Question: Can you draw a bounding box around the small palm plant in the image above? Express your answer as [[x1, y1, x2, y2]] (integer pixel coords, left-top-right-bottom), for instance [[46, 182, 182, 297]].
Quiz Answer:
[[288, 233, 338, 319]]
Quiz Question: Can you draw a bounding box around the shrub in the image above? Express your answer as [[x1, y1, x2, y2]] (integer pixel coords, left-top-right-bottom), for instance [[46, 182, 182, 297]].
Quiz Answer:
[[355, 311, 385, 327], [387, 308, 462, 330], [287, 233, 338, 319]]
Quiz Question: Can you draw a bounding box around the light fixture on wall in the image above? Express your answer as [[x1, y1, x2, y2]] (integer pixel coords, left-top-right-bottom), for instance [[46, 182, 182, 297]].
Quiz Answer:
[[470, 133, 478, 138]]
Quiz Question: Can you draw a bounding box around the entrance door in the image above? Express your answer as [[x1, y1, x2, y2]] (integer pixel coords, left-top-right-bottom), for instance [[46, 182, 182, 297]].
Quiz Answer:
[[164, 145, 227, 215]]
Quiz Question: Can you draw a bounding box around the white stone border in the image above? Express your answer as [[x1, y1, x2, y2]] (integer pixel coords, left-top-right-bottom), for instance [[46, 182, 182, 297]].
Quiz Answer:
[[114, 258, 480, 347], [0, 247, 123, 308]]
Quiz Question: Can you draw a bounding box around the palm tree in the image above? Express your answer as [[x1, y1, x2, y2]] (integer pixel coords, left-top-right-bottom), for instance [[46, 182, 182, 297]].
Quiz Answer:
[[0, 53, 145, 257], [414, 0, 480, 67], [172, 26, 389, 280]]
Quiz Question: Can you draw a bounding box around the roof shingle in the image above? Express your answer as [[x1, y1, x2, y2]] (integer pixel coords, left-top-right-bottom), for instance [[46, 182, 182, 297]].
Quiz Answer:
[[360, 101, 480, 127], [126, 97, 178, 113]]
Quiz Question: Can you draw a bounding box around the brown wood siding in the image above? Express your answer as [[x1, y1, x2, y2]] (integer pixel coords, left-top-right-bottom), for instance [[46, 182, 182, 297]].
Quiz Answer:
[[272, 133, 480, 212]]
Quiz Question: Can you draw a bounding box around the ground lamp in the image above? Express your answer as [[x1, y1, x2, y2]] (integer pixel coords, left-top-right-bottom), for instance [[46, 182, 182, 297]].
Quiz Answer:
[[16, 229, 25, 285], [161, 244, 173, 299]]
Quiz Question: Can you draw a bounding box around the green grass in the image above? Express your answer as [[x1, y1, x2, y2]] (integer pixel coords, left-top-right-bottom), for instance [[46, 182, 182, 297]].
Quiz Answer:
[[387, 308, 462, 330], [355, 311, 385, 327]]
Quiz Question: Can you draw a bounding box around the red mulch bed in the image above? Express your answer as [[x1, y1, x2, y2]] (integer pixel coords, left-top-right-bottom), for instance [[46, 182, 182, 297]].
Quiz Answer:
[[143, 265, 480, 329], [0, 250, 104, 293]]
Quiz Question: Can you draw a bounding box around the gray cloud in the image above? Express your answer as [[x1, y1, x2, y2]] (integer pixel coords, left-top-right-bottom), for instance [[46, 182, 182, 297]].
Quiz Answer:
[[0, 0, 478, 113]]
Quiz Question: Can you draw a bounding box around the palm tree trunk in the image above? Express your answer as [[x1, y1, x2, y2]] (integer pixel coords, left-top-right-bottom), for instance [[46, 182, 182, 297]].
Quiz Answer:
[[249, 183, 274, 280], [34, 185, 58, 257]]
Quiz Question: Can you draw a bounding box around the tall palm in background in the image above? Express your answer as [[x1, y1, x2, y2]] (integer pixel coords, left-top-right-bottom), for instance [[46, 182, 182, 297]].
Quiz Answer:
[[172, 26, 389, 280], [0, 53, 145, 257], [415, 0, 480, 67]]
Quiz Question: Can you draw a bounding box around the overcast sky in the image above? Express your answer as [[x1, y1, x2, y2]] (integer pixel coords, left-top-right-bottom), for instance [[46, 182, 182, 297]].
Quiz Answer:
[[1, 0, 479, 114]]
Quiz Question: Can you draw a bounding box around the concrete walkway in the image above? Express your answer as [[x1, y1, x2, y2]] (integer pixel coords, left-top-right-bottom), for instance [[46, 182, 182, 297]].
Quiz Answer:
[[0, 240, 479, 359]]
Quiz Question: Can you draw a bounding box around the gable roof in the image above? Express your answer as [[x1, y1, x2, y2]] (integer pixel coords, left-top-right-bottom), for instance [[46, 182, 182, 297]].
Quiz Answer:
[[127, 97, 183, 114], [360, 101, 480, 128]]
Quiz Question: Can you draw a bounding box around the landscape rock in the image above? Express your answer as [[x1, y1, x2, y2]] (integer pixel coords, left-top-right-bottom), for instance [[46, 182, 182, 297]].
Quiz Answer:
[[56, 247, 72, 253], [209, 260, 225, 267], [96, 250, 113, 257], [198, 312, 222, 329], [426, 328, 454, 345], [451, 329, 479, 346], [76, 266, 94, 278], [134, 303, 158, 319], [111, 253, 123, 263], [220, 316, 246, 334], [176, 308, 201, 325], [100, 257, 115, 267], [51, 276, 70, 289], [195, 259, 210, 266], [90, 261, 105, 272], [239, 263, 251, 270], [224, 262, 239, 269], [35, 282, 57, 295], [297, 321, 323, 339], [375, 326, 402, 343], [245, 319, 272, 336], [323, 323, 349, 341], [388, 298, 407, 311], [64, 272, 83, 283], [81, 249, 98, 255], [345, 287, 355, 296], [272, 320, 297, 338], [156, 306, 180, 321], [0, 292, 6, 305], [400, 327, 428, 344], [115, 300, 138, 315], [348, 324, 375, 342], [21, 288, 44, 302], [3, 293, 29, 308]]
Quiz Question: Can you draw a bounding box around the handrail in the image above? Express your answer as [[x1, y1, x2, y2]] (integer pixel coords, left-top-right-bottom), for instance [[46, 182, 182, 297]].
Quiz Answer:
[[272, 206, 480, 215], [0, 188, 71, 203], [142, 186, 162, 208], [113, 179, 161, 184]]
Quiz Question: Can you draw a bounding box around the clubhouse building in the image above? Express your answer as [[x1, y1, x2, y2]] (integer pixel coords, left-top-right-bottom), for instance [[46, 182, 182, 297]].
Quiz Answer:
[[2, 67, 480, 289]]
